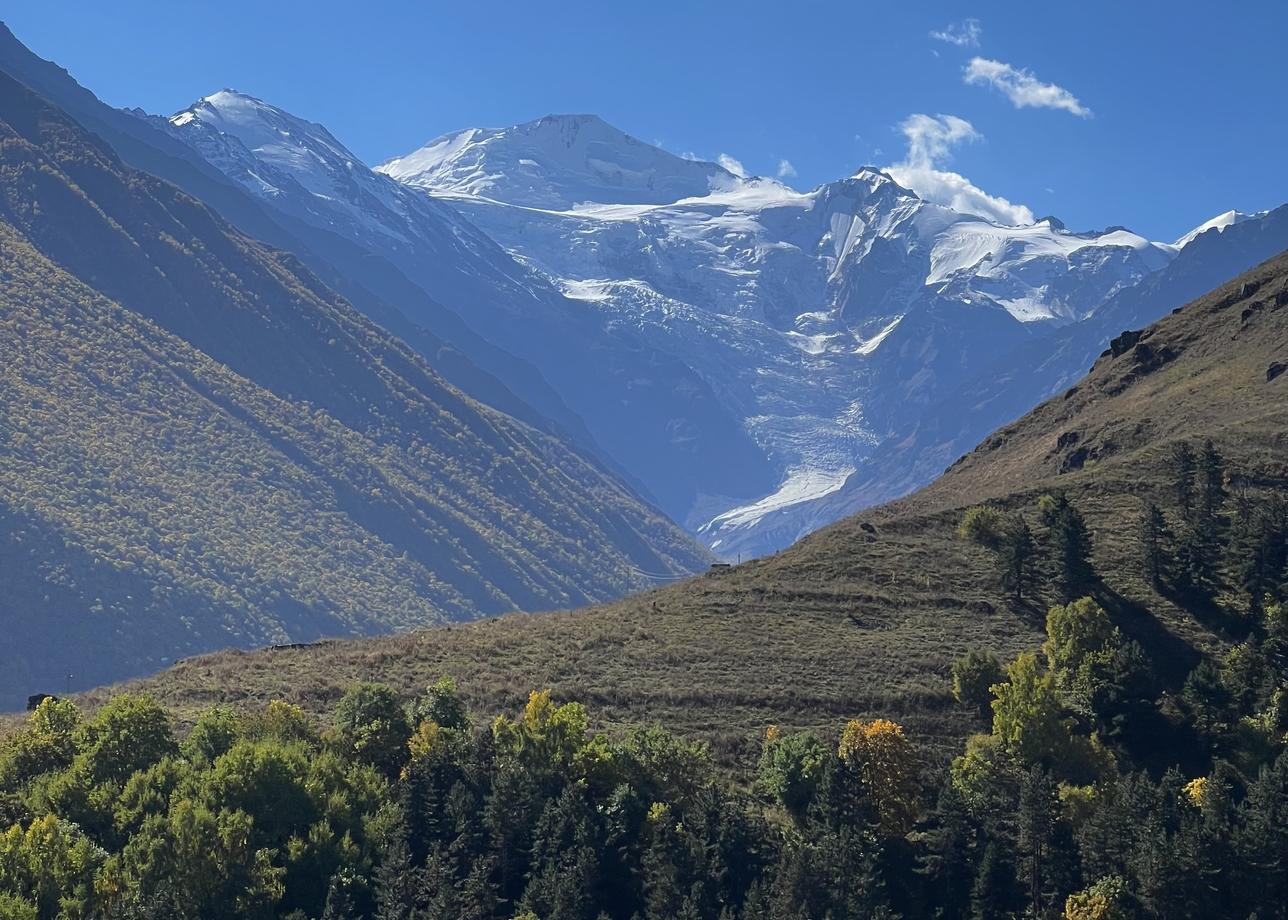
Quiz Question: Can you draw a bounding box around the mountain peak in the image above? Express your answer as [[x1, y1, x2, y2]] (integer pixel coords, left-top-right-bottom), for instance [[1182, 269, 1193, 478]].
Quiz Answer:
[[1174, 208, 1262, 249], [377, 114, 739, 209], [522, 112, 615, 131], [850, 165, 893, 181], [172, 89, 362, 169]]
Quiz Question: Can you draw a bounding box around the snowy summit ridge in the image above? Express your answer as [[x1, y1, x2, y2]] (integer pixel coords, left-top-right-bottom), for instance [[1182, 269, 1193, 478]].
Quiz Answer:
[[378, 113, 743, 209]]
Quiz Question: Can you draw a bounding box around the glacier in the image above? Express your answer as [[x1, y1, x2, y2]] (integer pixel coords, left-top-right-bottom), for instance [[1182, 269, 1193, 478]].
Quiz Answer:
[[377, 116, 1176, 557], [162, 97, 1246, 559]]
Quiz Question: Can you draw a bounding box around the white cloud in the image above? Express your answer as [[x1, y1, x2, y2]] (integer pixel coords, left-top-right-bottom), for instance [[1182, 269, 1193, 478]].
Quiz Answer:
[[885, 113, 1034, 226], [898, 113, 978, 166], [930, 18, 981, 48], [776, 159, 797, 179], [717, 153, 747, 177], [964, 57, 1092, 117]]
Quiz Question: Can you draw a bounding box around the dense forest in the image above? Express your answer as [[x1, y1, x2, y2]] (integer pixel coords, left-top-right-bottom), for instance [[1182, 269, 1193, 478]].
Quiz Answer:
[[2, 440, 1286, 919]]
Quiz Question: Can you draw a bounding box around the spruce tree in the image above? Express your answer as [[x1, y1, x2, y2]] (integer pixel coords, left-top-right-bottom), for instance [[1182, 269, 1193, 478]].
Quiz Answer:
[[1016, 767, 1058, 918], [970, 841, 1020, 920], [1000, 516, 1036, 605], [1199, 439, 1226, 519], [1140, 501, 1169, 588], [1039, 493, 1095, 601], [374, 826, 421, 920], [1171, 441, 1197, 520]]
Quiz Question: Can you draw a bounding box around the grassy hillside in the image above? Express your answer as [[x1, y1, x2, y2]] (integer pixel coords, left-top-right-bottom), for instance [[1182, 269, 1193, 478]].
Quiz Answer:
[[103, 247, 1288, 763], [0, 72, 706, 708]]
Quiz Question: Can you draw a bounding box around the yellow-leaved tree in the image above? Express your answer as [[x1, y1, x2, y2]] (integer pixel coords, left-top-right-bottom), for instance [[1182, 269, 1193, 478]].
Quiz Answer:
[[837, 718, 920, 836]]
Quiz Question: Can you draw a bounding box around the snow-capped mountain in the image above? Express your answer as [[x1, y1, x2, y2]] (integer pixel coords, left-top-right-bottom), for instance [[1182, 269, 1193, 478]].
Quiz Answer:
[[381, 113, 739, 209], [1174, 209, 1264, 248], [376, 118, 1177, 556], [165, 91, 538, 297], [163, 93, 776, 524], [160, 96, 1259, 559], [797, 202, 1288, 534]]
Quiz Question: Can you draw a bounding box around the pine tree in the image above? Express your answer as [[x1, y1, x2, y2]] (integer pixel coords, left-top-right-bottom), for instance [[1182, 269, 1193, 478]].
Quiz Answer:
[[1000, 516, 1037, 605], [1140, 502, 1169, 588], [1199, 439, 1226, 520], [1233, 751, 1288, 917], [1171, 441, 1197, 520], [374, 825, 420, 920], [970, 841, 1020, 920], [1235, 498, 1288, 611], [1181, 659, 1234, 749], [958, 506, 1035, 603], [1016, 767, 1059, 919], [917, 781, 979, 920], [1039, 493, 1095, 601], [321, 870, 366, 920]]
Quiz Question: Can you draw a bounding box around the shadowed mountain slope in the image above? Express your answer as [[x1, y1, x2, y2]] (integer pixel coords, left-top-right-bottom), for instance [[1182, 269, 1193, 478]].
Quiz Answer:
[[0, 71, 705, 709], [0, 22, 614, 469]]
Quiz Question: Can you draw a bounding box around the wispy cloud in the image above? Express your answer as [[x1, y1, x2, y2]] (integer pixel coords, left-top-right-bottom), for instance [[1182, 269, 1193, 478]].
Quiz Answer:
[[930, 18, 982, 48], [964, 57, 1092, 117], [776, 159, 797, 179], [717, 153, 747, 177], [899, 113, 978, 167], [885, 113, 1034, 226]]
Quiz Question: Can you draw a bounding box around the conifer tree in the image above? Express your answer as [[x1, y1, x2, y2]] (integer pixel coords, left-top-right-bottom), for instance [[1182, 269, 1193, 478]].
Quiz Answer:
[[1199, 439, 1226, 519], [970, 841, 1020, 920], [958, 506, 1035, 603], [1140, 502, 1168, 588], [1039, 493, 1095, 601], [1171, 441, 1197, 519]]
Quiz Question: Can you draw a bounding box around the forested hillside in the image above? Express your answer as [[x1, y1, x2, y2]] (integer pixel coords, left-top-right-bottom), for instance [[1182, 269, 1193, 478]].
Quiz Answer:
[[0, 71, 705, 707], [1, 567, 1284, 917]]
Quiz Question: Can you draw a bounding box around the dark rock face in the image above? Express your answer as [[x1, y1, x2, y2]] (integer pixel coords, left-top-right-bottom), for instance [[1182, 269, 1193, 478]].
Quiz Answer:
[[1269, 362, 1287, 383], [1108, 328, 1143, 357]]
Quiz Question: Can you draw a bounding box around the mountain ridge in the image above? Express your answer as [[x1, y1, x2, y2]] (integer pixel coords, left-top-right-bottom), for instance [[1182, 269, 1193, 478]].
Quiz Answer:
[[372, 112, 1186, 555], [0, 67, 706, 709], [378, 112, 741, 209]]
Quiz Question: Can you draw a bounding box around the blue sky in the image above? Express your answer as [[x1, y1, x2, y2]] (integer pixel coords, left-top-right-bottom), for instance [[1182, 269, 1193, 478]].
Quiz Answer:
[[6, 0, 1287, 240]]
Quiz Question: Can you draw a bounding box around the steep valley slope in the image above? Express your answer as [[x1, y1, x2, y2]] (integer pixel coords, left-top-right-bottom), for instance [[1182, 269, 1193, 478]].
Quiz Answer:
[[101, 248, 1288, 763], [0, 71, 705, 709]]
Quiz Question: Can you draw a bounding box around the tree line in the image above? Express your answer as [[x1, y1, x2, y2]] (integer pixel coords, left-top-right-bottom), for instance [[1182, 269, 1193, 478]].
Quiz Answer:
[[0, 441, 1286, 918]]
